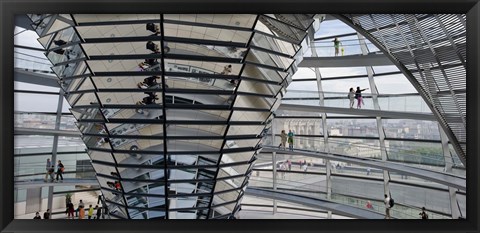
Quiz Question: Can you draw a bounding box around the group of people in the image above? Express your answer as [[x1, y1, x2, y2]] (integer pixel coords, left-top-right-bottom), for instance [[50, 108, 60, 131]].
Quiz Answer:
[[44, 158, 65, 182], [33, 209, 51, 219], [348, 86, 369, 109], [278, 129, 295, 151], [33, 200, 105, 219], [381, 194, 429, 219], [66, 200, 104, 220]]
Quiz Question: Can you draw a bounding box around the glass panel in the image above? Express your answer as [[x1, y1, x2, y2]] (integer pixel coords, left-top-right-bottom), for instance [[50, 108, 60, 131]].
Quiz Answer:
[[233, 95, 274, 110], [386, 140, 446, 168], [89, 150, 115, 163], [97, 91, 163, 105], [327, 118, 379, 137], [164, 14, 257, 29], [166, 109, 229, 121], [230, 111, 270, 122], [227, 125, 264, 137], [86, 59, 161, 73], [251, 32, 298, 57], [383, 119, 440, 140], [221, 151, 255, 164], [167, 139, 224, 152], [112, 138, 164, 151], [237, 80, 281, 96], [163, 23, 251, 44], [167, 124, 226, 137], [92, 76, 160, 90], [74, 14, 161, 23], [242, 63, 288, 83], [246, 49, 293, 70], [113, 152, 163, 166], [165, 59, 241, 76]]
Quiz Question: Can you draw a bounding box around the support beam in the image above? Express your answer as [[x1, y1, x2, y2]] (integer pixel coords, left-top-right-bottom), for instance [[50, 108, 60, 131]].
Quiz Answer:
[[14, 68, 59, 88]]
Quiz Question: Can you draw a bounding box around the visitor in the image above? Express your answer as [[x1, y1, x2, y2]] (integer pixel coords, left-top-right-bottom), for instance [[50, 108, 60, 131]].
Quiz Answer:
[[287, 130, 294, 151], [33, 212, 41, 219], [287, 160, 292, 171], [114, 181, 122, 191], [332, 37, 342, 56], [88, 205, 94, 219], [278, 130, 287, 150], [77, 200, 85, 219], [146, 23, 160, 34], [222, 64, 232, 75], [47, 165, 55, 182], [55, 160, 64, 181], [44, 158, 52, 181], [419, 207, 429, 219], [43, 209, 51, 219], [66, 201, 75, 219], [348, 87, 355, 108], [384, 194, 391, 219], [95, 205, 102, 219], [146, 41, 159, 53], [366, 201, 373, 209], [355, 86, 369, 109]]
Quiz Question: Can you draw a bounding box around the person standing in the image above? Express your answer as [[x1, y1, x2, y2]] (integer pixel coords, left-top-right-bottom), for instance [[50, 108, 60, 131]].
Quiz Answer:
[[279, 130, 287, 150], [355, 87, 369, 109], [66, 201, 75, 219], [332, 37, 342, 56], [78, 200, 85, 219], [287, 160, 292, 171], [47, 165, 55, 182], [287, 130, 294, 151], [419, 207, 429, 219], [44, 158, 52, 181], [95, 205, 102, 219], [384, 194, 391, 219], [366, 201, 373, 209], [55, 160, 64, 182], [43, 209, 51, 219], [88, 205, 94, 219], [348, 88, 356, 108]]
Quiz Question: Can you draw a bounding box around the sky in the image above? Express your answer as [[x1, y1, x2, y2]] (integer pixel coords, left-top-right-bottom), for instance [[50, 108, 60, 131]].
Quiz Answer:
[[14, 16, 421, 113]]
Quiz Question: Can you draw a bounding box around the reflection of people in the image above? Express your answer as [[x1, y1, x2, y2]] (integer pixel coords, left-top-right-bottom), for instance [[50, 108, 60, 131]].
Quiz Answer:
[[137, 76, 160, 89], [146, 41, 159, 53], [146, 23, 160, 34]]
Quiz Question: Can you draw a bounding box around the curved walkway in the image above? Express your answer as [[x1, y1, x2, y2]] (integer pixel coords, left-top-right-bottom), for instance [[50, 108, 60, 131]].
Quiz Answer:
[[244, 187, 387, 219], [278, 103, 436, 121], [15, 178, 99, 188], [261, 146, 466, 191]]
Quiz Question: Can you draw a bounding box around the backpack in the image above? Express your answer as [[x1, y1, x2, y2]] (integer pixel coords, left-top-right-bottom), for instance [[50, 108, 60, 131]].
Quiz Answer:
[[389, 198, 395, 208]]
